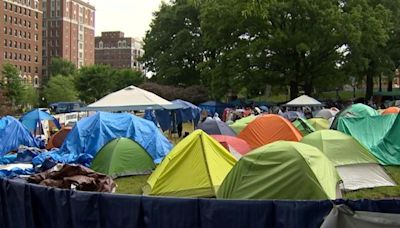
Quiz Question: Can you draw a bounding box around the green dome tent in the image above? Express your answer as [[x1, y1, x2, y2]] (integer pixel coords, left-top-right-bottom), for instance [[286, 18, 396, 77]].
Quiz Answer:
[[331, 103, 378, 129], [217, 141, 341, 200], [91, 138, 156, 178], [307, 118, 330, 130], [301, 130, 395, 191], [143, 130, 237, 198], [229, 115, 256, 134], [292, 118, 315, 136]]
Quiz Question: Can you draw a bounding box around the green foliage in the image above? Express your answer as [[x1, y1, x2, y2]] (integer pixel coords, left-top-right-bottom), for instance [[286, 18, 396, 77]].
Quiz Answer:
[[21, 85, 39, 109], [1, 63, 24, 107], [43, 75, 78, 104], [113, 69, 144, 91], [141, 1, 203, 86], [48, 58, 77, 77]]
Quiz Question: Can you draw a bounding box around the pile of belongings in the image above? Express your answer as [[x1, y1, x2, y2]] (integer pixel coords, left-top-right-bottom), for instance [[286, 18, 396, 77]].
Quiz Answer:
[[28, 164, 116, 193]]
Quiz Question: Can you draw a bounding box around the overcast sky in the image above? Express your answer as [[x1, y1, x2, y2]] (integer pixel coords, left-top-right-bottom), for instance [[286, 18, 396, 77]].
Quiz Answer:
[[88, 0, 164, 39]]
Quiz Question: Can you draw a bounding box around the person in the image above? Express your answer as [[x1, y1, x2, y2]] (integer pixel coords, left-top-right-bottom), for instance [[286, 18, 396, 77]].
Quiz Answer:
[[213, 113, 221, 121], [177, 122, 183, 138]]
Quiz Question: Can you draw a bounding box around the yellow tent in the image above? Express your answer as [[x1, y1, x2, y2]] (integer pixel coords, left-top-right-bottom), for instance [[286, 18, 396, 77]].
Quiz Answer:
[[143, 130, 237, 198], [307, 118, 330, 130]]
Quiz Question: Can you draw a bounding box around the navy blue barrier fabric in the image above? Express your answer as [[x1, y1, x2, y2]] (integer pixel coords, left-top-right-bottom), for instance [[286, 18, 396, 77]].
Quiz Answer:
[[1, 178, 400, 228]]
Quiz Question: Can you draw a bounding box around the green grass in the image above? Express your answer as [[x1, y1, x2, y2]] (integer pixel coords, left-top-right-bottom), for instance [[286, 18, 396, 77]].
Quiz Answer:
[[344, 166, 400, 199]]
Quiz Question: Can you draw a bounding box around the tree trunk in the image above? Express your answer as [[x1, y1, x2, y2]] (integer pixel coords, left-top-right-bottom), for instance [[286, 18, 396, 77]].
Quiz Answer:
[[388, 77, 393, 92], [365, 71, 374, 100], [304, 81, 313, 96], [290, 80, 298, 100], [378, 74, 382, 92]]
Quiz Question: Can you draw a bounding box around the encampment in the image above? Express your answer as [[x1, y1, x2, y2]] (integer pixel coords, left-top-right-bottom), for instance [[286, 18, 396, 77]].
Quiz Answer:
[[197, 118, 236, 136], [143, 130, 236, 198], [211, 135, 251, 159], [46, 126, 72, 149], [229, 115, 256, 134], [238, 114, 302, 149], [301, 130, 395, 191], [91, 138, 155, 178], [292, 118, 316, 136], [217, 141, 340, 200]]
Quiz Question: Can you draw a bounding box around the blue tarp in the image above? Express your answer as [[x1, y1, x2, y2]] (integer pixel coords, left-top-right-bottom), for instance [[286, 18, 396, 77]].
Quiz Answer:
[[1, 178, 400, 228], [0, 116, 41, 157], [199, 100, 229, 116], [58, 112, 172, 164], [20, 109, 61, 133]]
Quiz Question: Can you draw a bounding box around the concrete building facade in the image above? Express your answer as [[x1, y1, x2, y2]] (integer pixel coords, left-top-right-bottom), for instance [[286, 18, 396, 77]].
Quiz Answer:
[[0, 0, 43, 87], [95, 31, 143, 72], [42, 0, 94, 77]]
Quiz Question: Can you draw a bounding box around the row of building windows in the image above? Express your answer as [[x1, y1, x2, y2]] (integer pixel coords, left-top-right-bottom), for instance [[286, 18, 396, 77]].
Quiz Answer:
[[4, 27, 38, 40], [4, 1, 39, 15], [4, 14, 38, 28], [4, 51, 38, 63], [4, 39, 38, 51]]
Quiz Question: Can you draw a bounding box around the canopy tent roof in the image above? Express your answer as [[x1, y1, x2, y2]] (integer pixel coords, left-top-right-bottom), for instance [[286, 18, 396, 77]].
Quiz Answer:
[[91, 138, 155, 178], [0, 116, 41, 156], [20, 109, 61, 132], [217, 141, 340, 200], [283, 95, 323, 107], [238, 114, 302, 149], [81, 86, 182, 111], [143, 130, 236, 198]]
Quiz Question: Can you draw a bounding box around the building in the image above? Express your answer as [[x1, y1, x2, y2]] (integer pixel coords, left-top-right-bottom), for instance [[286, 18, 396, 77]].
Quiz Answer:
[[95, 31, 144, 72], [42, 0, 95, 77], [0, 0, 43, 87]]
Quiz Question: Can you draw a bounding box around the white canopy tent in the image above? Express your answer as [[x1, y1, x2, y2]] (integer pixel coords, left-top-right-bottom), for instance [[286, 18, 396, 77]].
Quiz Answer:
[[81, 85, 182, 111], [284, 95, 323, 107]]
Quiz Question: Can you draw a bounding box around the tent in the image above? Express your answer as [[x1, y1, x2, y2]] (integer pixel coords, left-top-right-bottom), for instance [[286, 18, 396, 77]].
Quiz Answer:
[[217, 141, 340, 200], [315, 108, 338, 120], [331, 103, 378, 129], [46, 126, 72, 149], [211, 135, 251, 159], [0, 116, 41, 156], [238, 114, 302, 149], [197, 118, 236, 136], [198, 101, 229, 116], [292, 118, 316, 136], [143, 130, 236, 197], [301, 130, 395, 191], [308, 118, 330, 130], [20, 109, 61, 134], [229, 115, 257, 134], [336, 114, 400, 165], [91, 138, 155, 178], [59, 112, 172, 164], [383, 107, 400, 115], [81, 85, 182, 111], [283, 95, 323, 107]]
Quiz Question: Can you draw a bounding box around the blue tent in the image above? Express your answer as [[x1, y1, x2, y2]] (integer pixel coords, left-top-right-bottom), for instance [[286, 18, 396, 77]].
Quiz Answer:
[[0, 116, 41, 156], [59, 112, 172, 164], [20, 109, 61, 134], [198, 101, 229, 116]]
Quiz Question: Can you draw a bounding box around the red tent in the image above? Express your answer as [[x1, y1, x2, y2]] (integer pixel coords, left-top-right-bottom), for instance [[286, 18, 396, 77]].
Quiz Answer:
[[211, 135, 251, 159]]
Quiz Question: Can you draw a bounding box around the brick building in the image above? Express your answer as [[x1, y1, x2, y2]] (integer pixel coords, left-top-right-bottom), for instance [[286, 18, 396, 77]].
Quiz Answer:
[[42, 0, 95, 77], [95, 31, 144, 72], [0, 0, 43, 87]]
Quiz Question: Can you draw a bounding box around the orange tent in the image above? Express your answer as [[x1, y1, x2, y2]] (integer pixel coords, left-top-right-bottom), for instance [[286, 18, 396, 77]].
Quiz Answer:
[[382, 107, 400, 115], [46, 126, 72, 149], [238, 114, 302, 149]]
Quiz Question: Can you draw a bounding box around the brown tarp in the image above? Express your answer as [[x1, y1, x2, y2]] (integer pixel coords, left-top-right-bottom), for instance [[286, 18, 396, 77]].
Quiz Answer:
[[28, 164, 116, 192]]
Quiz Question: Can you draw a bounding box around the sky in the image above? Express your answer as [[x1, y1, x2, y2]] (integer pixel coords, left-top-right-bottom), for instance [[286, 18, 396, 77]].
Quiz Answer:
[[88, 0, 164, 40]]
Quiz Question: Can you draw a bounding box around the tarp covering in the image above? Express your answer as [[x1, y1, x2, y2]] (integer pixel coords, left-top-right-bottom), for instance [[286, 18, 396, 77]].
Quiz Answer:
[[238, 114, 302, 149], [336, 114, 400, 165], [82, 85, 182, 111], [284, 95, 323, 107], [197, 118, 236, 136], [382, 107, 400, 115], [198, 101, 229, 116], [229, 115, 256, 134], [217, 141, 340, 200], [91, 138, 155, 178], [2, 177, 400, 228], [172, 99, 201, 124], [144, 130, 236, 198], [308, 118, 330, 130], [331, 103, 379, 129], [58, 112, 172, 164], [0, 116, 41, 156], [321, 204, 400, 228], [46, 127, 72, 149], [20, 108, 61, 132]]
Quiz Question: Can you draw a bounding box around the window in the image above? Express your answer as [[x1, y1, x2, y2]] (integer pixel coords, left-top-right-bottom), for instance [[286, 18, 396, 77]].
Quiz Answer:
[[4, 39, 7, 47], [14, 41, 17, 48], [4, 52, 7, 59], [35, 12, 39, 19], [14, 29, 17, 37], [99, 41, 103, 48], [35, 23, 38, 30], [4, 15, 7, 23], [34, 77, 39, 87], [9, 40, 12, 47], [34, 56, 38, 62], [4, 27, 7, 34]]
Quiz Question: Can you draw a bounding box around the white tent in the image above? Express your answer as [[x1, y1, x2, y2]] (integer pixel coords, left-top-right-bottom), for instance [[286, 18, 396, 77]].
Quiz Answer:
[[82, 85, 182, 111], [284, 95, 323, 107]]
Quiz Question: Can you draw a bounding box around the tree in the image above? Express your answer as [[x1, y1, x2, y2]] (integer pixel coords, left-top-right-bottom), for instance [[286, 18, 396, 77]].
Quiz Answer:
[[113, 69, 144, 90], [141, 0, 204, 86], [75, 65, 116, 103], [48, 58, 77, 77], [0, 63, 25, 107], [43, 75, 78, 104], [21, 85, 39, 110]]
